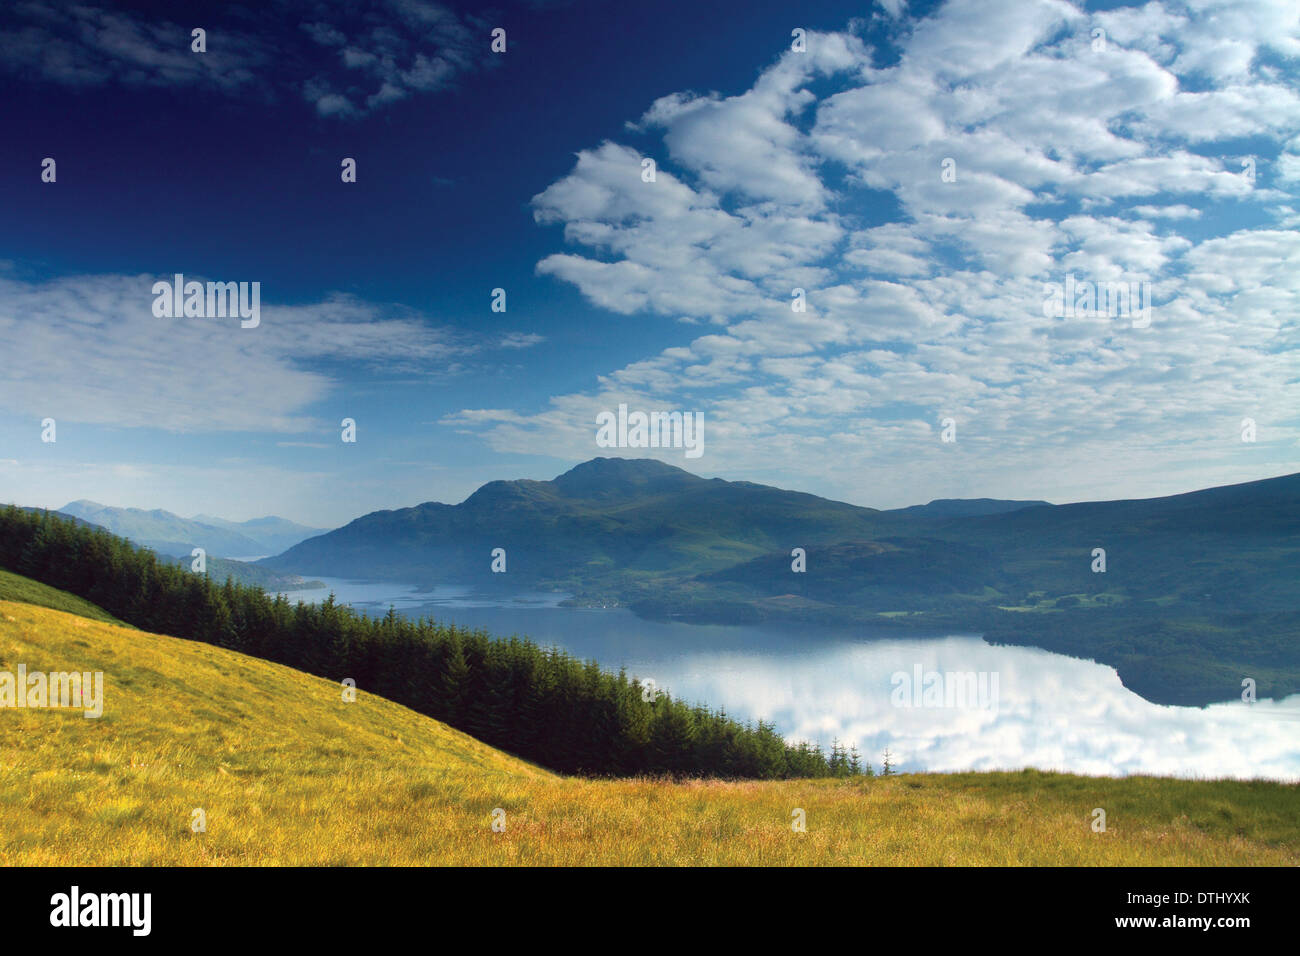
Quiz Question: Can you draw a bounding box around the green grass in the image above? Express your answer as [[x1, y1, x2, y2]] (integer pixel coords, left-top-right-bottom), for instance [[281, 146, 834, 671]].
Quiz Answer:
[[0, 591, 1296, 866], [0, 568, 127, 626]]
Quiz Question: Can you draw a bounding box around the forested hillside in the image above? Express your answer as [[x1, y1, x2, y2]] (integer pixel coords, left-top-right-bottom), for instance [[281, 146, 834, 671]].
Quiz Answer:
[[0, 505, 857, 779]]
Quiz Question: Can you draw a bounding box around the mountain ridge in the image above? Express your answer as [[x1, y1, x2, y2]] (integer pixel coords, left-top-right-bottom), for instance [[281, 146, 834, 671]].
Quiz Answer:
[[60, 500, 324, 557], [259, 457, 1300, 706], [888, 498, 1053, 517]]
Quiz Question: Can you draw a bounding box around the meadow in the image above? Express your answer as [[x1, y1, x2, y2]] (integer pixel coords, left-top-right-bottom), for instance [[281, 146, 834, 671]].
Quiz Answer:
[[1, 596, 1295, 866]]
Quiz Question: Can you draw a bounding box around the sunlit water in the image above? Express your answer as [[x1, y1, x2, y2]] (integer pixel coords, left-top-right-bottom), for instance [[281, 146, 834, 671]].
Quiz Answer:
[[272, 577, 1300, 779]]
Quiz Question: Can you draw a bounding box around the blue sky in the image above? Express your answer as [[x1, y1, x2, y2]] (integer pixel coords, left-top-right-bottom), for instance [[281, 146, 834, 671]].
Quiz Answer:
[[1, 0, 1297, 527]]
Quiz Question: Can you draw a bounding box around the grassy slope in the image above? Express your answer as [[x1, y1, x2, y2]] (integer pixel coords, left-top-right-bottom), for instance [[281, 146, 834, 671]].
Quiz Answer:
[[0, 568, 127, 626], [0, 597, 1296, 866]]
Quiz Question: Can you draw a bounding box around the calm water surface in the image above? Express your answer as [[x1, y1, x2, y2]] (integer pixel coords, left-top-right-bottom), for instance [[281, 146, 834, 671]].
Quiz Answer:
[[273, 578, 1300, 779]]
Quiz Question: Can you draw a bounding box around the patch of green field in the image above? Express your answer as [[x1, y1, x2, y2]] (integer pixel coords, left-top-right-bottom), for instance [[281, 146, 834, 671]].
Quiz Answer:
[[0, 568, 126, 626]]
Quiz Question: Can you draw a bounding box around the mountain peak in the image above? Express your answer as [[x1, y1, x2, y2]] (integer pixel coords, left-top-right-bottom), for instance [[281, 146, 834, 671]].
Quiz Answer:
[[557, 456, 695, 479], [889, 498, 1054, 518], [551, 457, 702, 499]]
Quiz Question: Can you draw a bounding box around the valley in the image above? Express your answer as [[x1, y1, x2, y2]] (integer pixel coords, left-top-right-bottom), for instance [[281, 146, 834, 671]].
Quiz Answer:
[[258, 458, 1300, 707]]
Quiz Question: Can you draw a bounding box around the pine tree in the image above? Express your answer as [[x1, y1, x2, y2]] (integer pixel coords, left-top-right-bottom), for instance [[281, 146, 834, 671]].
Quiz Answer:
[[438, 633, 470, 722]]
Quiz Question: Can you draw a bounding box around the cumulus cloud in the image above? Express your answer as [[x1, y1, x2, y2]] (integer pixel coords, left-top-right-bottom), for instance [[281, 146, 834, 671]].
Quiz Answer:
[[455, 0, 1300, 507]]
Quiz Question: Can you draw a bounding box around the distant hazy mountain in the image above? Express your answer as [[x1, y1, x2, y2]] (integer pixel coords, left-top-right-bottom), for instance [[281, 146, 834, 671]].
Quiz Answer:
[[190, 514, 326, 555], [262, 457, 1300, 706], [59, 501, 321, 558], [887, 498, 1052, 518]]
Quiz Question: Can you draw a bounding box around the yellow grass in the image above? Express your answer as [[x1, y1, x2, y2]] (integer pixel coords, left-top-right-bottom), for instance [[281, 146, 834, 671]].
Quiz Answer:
[[1, 599, 1295, 866]]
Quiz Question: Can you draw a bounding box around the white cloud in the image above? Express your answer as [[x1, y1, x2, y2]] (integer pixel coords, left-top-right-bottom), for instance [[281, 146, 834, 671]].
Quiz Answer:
[[1131, 203, 1201, 219], [0, 274, 539, 432], [456, 0, 1300, 508]]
